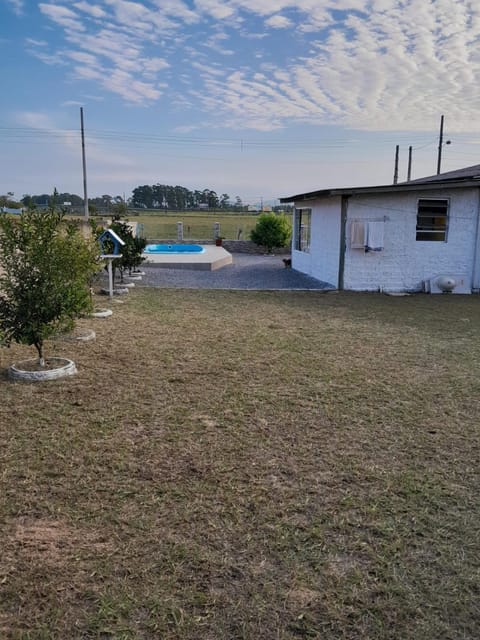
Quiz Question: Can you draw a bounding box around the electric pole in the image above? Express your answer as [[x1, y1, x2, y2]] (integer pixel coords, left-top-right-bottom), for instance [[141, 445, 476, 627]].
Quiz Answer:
[[436, 115, 451, 175], [393, 145, 399, 184], [80, 107, 89, 220], [407, 146, 412, 182]]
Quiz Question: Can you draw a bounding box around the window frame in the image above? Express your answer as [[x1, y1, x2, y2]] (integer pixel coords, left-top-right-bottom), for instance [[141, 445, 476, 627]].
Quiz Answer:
[[294, 207, 311, 253], [416, 198, 449, 242]]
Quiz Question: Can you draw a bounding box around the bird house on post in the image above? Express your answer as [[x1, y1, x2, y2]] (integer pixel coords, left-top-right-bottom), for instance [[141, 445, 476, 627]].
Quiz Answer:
[[98, 229, 125, 256], [98, 229, 126, 299]]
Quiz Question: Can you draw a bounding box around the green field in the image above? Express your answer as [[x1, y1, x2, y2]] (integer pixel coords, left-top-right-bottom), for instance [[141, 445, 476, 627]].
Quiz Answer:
[[107, 211, 290, 241]]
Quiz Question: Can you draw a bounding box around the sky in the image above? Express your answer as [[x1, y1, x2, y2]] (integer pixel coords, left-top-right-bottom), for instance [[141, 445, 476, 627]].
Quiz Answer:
[[2, 0, 480, 205]]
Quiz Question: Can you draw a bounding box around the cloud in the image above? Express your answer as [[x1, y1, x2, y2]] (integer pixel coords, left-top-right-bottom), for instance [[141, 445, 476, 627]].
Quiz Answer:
[[66, 50, 99, 66], [25, 38, 49, 46], [194, 0, 236, 20], [103, 69, 162, 103], [73, 2, 108, 19], [6, 0, 23, 15], [14, 111, 58, 130], [264, 15, 293, 29], [189, 0, 480, 132], [150, 0, 199, 24], [39, 3, 86, 31], [17, 0, 480, 133]]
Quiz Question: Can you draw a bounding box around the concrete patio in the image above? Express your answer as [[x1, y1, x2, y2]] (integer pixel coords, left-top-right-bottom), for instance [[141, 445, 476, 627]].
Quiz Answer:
[[138, 253, 334, 290]]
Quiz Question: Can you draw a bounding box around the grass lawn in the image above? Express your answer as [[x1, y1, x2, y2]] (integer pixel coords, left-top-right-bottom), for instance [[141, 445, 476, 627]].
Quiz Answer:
[[0, 289, 479, 639]]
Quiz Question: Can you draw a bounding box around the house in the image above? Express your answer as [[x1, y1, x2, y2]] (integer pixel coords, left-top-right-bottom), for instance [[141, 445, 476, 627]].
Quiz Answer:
[[280, 165, 480, 293]]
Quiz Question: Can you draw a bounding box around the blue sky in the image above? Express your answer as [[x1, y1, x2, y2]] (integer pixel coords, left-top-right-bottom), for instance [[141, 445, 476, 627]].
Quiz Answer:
[[2, 0, 480, 205]]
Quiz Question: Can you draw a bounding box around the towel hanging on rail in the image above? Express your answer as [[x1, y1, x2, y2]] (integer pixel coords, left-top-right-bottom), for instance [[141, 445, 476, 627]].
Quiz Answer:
[[350, 220, 365, 248], [366, 221, 384, 252]]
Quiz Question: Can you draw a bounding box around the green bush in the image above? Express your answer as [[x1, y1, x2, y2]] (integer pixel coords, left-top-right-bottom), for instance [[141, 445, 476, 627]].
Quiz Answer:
[[250, 213, 292, 254]]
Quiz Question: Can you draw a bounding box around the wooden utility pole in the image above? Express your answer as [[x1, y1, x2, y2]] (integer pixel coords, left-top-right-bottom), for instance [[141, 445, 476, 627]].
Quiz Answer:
[[80, 107, 89, 220], [436, 115, 444, 174], [393, 145, 399, 184], [407, 145, 412, 182], [436, 114, 451, 175]]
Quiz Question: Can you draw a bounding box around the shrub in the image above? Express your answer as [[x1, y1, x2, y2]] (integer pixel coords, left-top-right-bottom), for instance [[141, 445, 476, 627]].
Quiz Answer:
[[250, 213, 292, 254], [109, 220, 147, 281]]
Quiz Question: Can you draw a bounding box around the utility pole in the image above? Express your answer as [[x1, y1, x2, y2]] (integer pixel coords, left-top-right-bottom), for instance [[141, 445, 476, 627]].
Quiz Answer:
[[436, 115, 444, 175], [393, 145, 399, 184], [436, 115, 451, 175], [80, 107, 89, 220], [407, 145, 412, 182]]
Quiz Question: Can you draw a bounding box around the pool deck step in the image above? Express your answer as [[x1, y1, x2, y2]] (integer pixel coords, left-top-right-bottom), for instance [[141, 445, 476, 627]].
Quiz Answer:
[[142, 246, 233, 271]]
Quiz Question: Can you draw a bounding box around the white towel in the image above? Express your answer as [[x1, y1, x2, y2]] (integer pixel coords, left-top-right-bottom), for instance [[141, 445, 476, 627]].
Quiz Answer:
[[350, 220, 365, 248], [366, 221, 384, 251]]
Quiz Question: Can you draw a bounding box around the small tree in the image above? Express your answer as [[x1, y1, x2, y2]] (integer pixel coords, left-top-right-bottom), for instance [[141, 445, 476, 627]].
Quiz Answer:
[[0, 197, 99, 366], [250, 213, 292, 254], [103, 219, 146, 282], [92, 216, 147, 282]]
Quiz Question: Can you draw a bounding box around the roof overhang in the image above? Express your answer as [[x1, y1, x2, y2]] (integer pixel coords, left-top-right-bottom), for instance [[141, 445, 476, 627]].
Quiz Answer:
[[280, 178, 480, 204]]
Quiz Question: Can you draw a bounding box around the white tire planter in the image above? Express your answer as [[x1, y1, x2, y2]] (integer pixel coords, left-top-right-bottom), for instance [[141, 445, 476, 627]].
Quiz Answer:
[[115, 282, 135, 288], [91, 308, 113, 318], [9, 357, 77, 382], [100, 287, 129, 296], [54, 329, 96, 342], [75, 329, 96, 342], [124, 275, 142, 281]]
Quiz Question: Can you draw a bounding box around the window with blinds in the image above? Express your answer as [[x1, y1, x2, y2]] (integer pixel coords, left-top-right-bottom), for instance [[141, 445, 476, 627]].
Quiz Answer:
[[416, 198, 449, 241]]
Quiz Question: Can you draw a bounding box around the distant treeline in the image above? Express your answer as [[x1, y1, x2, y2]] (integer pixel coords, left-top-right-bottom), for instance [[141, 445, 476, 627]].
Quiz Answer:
[[131, 184, 234, 210], [17, 187, 237, 211], [7, 186, 291, 213]]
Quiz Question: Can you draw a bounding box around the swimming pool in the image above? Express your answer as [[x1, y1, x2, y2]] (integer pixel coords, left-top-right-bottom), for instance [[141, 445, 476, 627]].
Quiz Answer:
[[144, 244, 205, 254]]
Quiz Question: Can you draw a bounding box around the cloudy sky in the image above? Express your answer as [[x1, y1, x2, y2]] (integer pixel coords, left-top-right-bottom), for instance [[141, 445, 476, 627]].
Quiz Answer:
[[2, 0, 480, 204]]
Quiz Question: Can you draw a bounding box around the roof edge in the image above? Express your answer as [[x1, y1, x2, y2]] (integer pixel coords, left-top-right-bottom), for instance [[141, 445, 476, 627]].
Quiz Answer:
[[279, 178, 480, 203]]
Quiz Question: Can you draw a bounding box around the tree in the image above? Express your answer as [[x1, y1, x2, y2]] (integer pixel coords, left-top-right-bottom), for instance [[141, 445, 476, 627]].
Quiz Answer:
[[111, 199, 128, 218], [21, 194, 34, 208], [0, 193, 99, 366], [250, 213, 292, 254], [0, 194, 20, 208], [220, 193, 230, 209], [108, 220, 147, 281]]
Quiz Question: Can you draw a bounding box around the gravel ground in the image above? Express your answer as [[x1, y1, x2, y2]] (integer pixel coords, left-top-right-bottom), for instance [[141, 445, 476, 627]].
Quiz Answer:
[[137, 253, 334, 290]]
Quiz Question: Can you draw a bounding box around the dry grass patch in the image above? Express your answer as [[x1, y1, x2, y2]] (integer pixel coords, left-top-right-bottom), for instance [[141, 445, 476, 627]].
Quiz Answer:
[[0, 289, 479, 639]]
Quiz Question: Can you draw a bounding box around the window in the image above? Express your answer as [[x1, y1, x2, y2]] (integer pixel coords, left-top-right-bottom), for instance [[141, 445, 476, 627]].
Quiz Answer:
[[416, 198, 449, 241], [295, 208, 311, 252]]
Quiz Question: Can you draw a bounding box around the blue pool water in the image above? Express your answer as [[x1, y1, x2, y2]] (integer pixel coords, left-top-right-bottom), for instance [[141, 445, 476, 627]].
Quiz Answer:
[[145, 244, 205, 254]]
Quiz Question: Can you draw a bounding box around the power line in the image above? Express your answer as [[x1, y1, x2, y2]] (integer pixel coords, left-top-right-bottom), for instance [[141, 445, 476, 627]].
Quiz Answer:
[[0, 126, 436, 151]]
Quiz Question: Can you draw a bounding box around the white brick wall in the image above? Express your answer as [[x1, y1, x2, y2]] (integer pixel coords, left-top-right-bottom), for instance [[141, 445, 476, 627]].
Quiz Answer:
[[292, 188, 479, 292], [292, 196, 342, 287]]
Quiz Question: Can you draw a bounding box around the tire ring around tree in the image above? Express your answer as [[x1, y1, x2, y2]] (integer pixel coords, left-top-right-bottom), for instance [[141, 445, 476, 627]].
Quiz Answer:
[[9, 358, 77, 382], [91, 308, 113, 318], [54, 329, 96, 342]]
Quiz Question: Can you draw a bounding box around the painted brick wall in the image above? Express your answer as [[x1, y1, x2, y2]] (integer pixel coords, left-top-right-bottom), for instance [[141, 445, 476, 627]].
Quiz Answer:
[[292, 196, 341, 287], [343, 189, 479, 292]]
